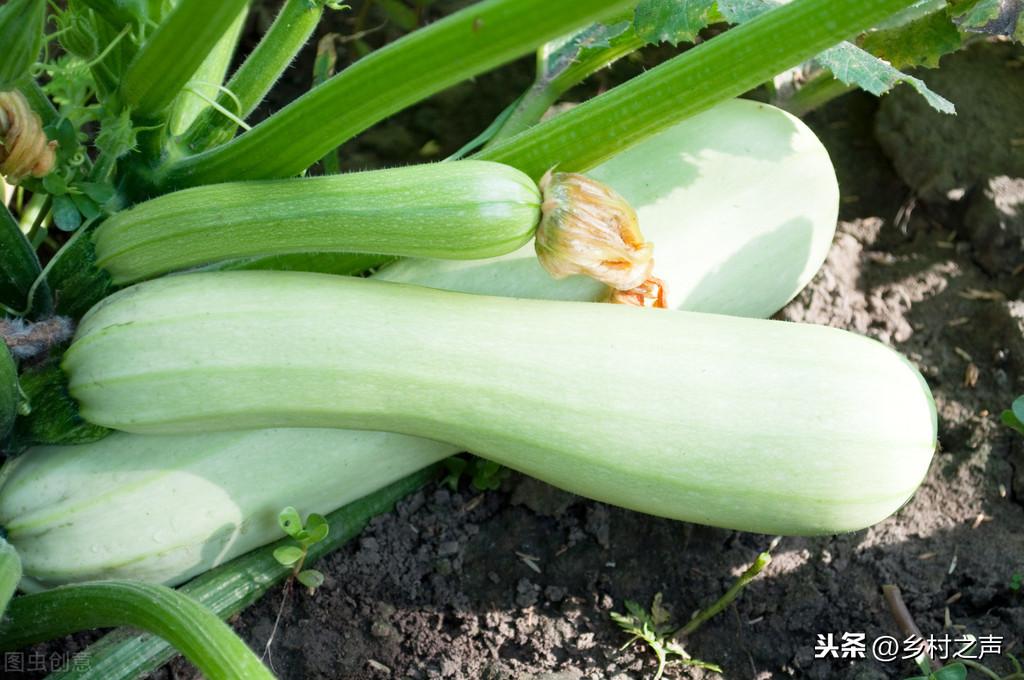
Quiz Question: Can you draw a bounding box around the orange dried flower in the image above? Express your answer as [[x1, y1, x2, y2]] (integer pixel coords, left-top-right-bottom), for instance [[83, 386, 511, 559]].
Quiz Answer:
[[534, 169, 653, 291], [0, 90, 57, 184]]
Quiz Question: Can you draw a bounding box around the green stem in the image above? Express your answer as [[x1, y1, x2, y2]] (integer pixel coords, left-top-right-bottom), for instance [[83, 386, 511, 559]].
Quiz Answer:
[[0, 581, 274, 680], [775, 70, 855, 117], [159, 0, 637, 188], [674, 552, 771, 638], [475, 0, 921, 179], [45, 467, 437, 680], [489, 30, 646, 144], [120, 0, 252, 122], [179, 0, 325, 154], [76, 0, 150, 29], [166, 5, 249, 137]]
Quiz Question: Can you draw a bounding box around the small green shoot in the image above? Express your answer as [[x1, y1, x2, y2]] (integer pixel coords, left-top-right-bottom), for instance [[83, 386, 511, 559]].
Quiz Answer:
[[610, 594, 721, 680], [1000, 396, 1024, 436], [1010, 572, 1022, 592], [441, 455, 508, 492], [903, 662, 968, 680], [611, 550, 771, 679], [272, 506, 329, 594]]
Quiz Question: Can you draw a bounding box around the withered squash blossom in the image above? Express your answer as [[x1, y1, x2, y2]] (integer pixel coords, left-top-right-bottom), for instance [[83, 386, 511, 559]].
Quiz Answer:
[[0, 91, 56, 183]]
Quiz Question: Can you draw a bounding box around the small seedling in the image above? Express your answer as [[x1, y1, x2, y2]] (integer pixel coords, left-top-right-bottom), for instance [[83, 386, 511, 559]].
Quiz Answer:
[[611, 593, 721, 680], [441, 455, 509, 492], [1000, 396, 1024, 436], [611, 551, 771, 678], [272, 506, 329, 594]]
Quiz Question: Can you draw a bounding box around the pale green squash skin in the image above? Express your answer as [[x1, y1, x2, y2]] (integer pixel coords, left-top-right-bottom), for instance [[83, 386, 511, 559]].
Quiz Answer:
[[63, 271, 937, 537], [377, 98, 839, 318], [0, 101, 861, 588], [0, 429, 456, 590], [93, 160, 541, 284]]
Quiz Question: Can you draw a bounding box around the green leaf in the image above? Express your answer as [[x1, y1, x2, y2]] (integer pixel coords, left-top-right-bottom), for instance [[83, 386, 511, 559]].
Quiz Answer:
[[277, 507, 303, 538], [52, 195, 82, 232], [718, 0, 955, 113], [272, 546, 304, 567], [70, 193, 101, 221], [932, 663, 968, 680], [95, 111, 139, 161], [859, 10, 964, 68], [951, 0, 1024, 42], [304, 513, 329, 544], [79, 182, 117, 207], [1012, 394, 1024, 423], [296, 569, 324, 591], [815, 42, 955, 113], [633, 0, 716, 44], [42, 174, 68, 196], [542, 21, 633, 81]]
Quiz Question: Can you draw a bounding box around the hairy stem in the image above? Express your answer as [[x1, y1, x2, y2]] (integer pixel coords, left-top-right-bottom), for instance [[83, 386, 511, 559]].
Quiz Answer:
[[475, 0, 922, 179], [159, 0, 637, 188], [179, 0, 325, 153], [120, 0, 251, 122], [675, 552, 771, 638]]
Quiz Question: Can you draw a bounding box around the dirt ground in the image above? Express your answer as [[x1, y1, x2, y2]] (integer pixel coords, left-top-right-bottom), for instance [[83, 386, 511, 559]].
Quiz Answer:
[[19, 7, 1024, 680], [176, 38, 1023, 680]]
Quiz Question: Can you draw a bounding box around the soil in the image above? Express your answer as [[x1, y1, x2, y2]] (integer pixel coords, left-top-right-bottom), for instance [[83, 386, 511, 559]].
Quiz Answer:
[[19, 8, 1024, 680]]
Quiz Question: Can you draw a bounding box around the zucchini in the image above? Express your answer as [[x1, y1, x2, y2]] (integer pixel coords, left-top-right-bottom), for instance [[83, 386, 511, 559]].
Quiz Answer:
[[0, 429, 455, 590], [93, 160, 541, 284], [377, 99, 839, 317], [0, 537, 18, 616], [62, 271, 937, 536]]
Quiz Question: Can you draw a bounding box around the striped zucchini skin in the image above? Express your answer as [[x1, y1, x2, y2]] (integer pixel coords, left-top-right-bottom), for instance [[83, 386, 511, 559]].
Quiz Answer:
[[93, 160, 541, 284], [64, 271, 937, 536], [0, 429, 455, 590]]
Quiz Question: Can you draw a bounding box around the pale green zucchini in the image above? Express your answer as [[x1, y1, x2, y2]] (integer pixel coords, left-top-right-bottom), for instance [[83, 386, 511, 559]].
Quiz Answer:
[[0, 429, 455, 590], [63, 271, 936, 536], [93, 160, 541, 284], [0, 537, 19, 616], [377, 98, 839, 318]]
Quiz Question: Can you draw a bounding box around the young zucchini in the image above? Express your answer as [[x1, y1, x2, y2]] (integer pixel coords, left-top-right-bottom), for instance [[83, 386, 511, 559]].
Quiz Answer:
[[63, 271, 937, 536], [0, 429, 455, 590], [92, 160, 541, 284]]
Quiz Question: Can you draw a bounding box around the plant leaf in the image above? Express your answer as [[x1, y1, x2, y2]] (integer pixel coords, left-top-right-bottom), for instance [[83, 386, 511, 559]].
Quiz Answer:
[[859, 10, 964, 68], [542, 20, 633, 81], [932, 663, 968, 680], [633, 0, 716, 45], [277, 506, 303, 538], [1012, 394, 1024, 423], [296, 569, 325, 591], [272, 545, 304, 567], [304, 513, 329, 544], [950, 0, 1024, 41], [815, 41, 955, 113], [718, 0, 955, 113], [51, 194, 81, 232]]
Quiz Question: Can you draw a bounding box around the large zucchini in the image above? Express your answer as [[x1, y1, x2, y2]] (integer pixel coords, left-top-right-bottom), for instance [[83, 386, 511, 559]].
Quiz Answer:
[[0, 429, 455, 590], [62, 271, 937, 536]]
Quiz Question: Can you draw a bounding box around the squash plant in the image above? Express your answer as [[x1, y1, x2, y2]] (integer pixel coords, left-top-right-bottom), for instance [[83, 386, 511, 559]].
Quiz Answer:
[[0, 0, 964, 677]]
